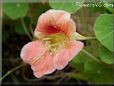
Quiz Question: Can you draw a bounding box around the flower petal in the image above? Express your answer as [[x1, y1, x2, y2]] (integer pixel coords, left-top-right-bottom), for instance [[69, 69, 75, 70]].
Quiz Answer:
[[54, 41, 84, 70], [56, 18, 76, 36], [20, 40, 47, 64], [31, 52, 56, 78], [34, 9, 75, 37]]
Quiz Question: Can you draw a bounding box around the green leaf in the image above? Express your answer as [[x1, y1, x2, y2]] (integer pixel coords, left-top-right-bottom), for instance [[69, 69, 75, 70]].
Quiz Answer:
[[49, 0, 84, 13], [84, 60, 114, 84], [15, 24, 26, 35], [94, 14, 114, 51], [3, 3, 29, 20], [99, 46, 113, 64]]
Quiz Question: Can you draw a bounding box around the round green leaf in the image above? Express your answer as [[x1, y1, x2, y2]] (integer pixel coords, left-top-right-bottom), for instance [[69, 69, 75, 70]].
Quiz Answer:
[[99, 46, 113, 64], [94, 14, 114, 51], [3, 3, 29, 20], [49, 0, 84, 13]]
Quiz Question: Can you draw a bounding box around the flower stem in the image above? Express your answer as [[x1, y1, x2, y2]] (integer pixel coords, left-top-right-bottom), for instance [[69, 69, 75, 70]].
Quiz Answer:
[[72, 32, 96, 40], [0, 63, 26, 81], [82, 49, 100, 63], [21, 18, 33, 40]]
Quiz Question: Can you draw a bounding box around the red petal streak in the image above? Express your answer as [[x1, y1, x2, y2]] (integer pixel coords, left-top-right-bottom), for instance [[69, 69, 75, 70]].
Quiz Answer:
[[34, 9, 76, 37]]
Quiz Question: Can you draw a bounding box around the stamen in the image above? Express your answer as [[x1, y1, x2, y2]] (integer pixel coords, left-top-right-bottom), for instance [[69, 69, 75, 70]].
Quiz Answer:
[[42, 37, 51, 41], [42, 33, 69, 54], [50, 43, 59, 47]]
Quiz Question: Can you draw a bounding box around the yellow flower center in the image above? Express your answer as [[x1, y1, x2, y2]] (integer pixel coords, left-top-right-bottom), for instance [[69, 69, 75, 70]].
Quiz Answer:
[[42, 33, 69, 54]]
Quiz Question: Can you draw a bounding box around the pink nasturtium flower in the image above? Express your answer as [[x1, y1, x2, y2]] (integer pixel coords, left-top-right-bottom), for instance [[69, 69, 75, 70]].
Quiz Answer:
[[20, 9, 84, 78]]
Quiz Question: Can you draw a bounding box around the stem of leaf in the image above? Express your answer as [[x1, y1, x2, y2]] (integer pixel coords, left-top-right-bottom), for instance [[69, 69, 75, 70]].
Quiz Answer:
[[0, 63, 26, 81], [82, 49, 100, 63], [21, 18, 33, 40], [77, 37, 96, 40]]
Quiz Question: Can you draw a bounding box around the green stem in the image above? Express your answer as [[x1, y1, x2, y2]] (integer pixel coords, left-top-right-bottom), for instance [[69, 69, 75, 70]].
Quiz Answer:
[[21, 18, 33, 40], [78, 36, 96, 40], [0, 63, 26, 81], [82, 49, 100, 63], [72, 32, 96, 40]]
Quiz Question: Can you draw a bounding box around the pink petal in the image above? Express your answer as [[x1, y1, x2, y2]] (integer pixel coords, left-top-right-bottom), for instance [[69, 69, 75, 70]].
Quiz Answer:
[[54, 41, 84, 70], [31, 52, 56, 78], [20, 40, 47, 64], [34, 9, 76, 37], [56, 18, 76, 36]]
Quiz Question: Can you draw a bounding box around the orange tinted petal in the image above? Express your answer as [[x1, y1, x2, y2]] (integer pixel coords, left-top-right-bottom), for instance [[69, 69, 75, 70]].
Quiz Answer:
[[31, 52, 56, 78], [20, 40, 47, 64], [34, 9, 75, 37], [54, 41, 84, 70]]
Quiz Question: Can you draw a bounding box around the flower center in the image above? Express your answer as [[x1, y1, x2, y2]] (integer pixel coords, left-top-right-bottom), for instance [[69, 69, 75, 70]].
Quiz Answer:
[[42, 33, 69, 54]]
